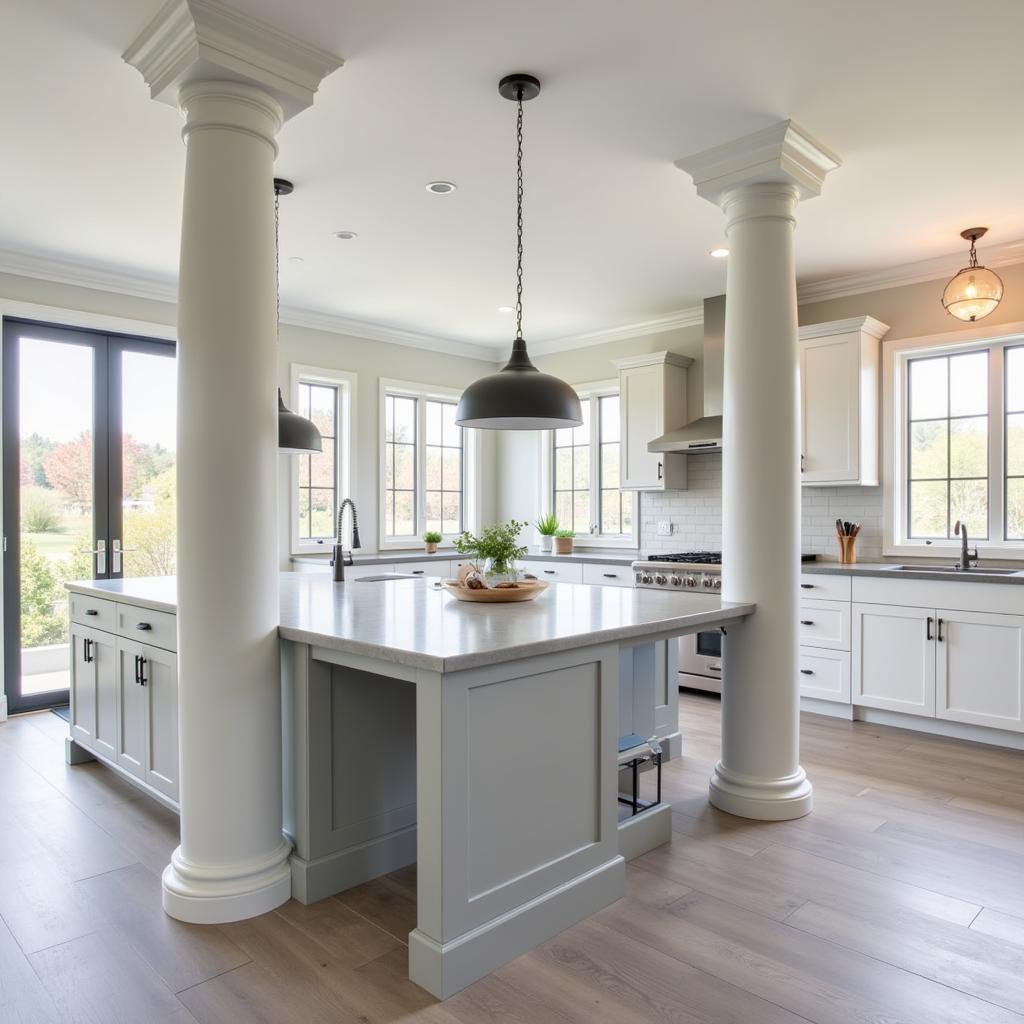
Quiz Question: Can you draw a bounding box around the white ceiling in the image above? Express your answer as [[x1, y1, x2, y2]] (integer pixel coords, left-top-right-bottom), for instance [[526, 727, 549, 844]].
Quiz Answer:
[[3, 0, 1024, 355]]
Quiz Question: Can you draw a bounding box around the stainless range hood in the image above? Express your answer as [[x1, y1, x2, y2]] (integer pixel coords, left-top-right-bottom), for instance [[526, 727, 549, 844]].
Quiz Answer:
[[648, 295, 724, 453]]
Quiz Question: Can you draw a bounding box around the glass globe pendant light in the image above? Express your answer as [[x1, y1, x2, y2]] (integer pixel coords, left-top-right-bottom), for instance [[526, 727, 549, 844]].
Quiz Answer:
[[941, 227, 1004, 323], [455, 74, 582, 430], [273, 178, 323, 453]]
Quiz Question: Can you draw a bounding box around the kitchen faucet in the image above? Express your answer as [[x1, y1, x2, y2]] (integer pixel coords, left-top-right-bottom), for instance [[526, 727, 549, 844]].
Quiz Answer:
[[954, 519, 978, 571], [332, 499, 361, 582]]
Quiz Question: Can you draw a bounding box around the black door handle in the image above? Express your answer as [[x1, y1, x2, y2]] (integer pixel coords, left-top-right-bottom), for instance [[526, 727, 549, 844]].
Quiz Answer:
[[85, 608, 98, 616], [800, 668, 814, 675], [411, 570, 424, 574], [800, 620, 814, 626], [83, 638, 93, 663], [134, 654, 140, 685], [135, 622, 152, 631], [799, 583, 814, 589], [138, 656, 147, 686], [544, 570, 556, 574], [603, 573, 617, 578], [926, 616, 933, 640], [937, 618, 945, 642], [657, 461, 663, 481]]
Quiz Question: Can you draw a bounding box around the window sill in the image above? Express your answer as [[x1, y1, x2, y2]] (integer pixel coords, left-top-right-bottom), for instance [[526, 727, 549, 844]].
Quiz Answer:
[[885, 541, 1024, 562]]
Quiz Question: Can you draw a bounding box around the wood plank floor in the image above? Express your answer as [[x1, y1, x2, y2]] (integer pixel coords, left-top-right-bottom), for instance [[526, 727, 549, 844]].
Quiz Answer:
[[2, 693, 1024, 1023]]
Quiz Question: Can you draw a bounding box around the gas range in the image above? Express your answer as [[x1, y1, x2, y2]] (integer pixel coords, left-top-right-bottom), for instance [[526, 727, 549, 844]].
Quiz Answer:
[[631, 552, 722, 592]]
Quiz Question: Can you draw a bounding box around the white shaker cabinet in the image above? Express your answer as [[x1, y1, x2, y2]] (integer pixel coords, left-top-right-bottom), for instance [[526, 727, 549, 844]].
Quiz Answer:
[[615, 352, 691, 490], [935, 609, 1024, 733], [799, 316, 889, 486], [852, 602, 936, 716], [69, 623, 117, 761]]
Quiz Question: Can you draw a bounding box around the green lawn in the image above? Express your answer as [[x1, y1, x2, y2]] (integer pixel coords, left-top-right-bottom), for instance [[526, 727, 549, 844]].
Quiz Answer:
[[23, 516, 90, 562]]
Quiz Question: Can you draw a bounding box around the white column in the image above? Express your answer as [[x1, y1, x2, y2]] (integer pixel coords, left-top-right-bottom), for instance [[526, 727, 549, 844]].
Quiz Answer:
[[164, 79, 289, 922], [123, 2, 341, 922], [676, 122, 840, 821]]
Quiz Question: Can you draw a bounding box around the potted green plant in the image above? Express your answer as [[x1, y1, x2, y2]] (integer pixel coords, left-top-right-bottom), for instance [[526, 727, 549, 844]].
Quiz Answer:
[[454, 520, 528, 583], [535, 513, 560, 553], [553, 528, 575, 555], [423, 530, 443, 554]]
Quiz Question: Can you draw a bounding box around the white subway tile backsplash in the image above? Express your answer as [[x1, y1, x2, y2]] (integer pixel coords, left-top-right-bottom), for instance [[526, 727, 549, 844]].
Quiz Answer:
[[640, 452, 884, 561]]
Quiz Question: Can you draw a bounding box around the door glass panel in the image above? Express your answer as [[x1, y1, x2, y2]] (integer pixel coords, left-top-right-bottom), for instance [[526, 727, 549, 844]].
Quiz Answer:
[[120, 349, 177, 578], [18, 337, 95, 699]]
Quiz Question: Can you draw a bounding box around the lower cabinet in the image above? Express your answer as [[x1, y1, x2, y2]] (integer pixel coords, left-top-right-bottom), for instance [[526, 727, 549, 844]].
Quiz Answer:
[[798, 646, 851, 703], [69, 600, 180, 806], [853, 602, 1024, 732]]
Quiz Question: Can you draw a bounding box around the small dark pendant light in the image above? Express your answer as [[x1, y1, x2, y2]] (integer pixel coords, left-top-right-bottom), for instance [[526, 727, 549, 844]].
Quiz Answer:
[[274, 178, 323, 454], [456, 74, 582, 430]]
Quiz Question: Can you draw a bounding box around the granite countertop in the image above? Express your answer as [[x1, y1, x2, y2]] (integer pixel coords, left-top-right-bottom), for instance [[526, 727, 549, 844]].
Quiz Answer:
[[66, 573, 754, 673], [803, 562, 1024, 584], [290, 547, 639, 568]]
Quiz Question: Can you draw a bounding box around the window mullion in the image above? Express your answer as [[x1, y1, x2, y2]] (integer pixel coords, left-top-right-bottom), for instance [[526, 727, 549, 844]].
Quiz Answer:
[[992, 344, 1006, 542], [590, 396, 600, 535]]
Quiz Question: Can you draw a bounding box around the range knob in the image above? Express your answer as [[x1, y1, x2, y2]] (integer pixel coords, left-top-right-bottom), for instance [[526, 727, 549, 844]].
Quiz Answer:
[[670, 575, 683, 586], [702, 576, 714, 588], [652, 573, 665, 585], [642, 574, 653, 585], [683, 574, 697, 588], [712, 577, 722, 591]]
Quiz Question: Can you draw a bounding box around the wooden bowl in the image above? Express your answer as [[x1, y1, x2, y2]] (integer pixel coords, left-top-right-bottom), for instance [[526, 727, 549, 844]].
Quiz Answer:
[[441, 579, 549, 603]]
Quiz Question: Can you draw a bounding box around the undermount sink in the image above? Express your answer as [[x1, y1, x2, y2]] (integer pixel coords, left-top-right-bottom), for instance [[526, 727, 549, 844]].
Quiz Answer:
[[354, 574, 421, 582], [890, 565, 1021, 576]]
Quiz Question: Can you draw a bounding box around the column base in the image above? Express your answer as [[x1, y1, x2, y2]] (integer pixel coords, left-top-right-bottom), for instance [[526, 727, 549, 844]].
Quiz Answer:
[[162, 837, 293, 924], [708, 760, 813, 821]]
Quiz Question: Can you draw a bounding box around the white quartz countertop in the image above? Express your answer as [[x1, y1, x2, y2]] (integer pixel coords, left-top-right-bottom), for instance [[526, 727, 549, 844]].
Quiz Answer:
[[67, 573, 754, 673]]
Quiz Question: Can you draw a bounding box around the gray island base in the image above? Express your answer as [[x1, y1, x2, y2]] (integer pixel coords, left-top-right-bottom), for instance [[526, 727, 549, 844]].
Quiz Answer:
[[66, 573, 753, 999]]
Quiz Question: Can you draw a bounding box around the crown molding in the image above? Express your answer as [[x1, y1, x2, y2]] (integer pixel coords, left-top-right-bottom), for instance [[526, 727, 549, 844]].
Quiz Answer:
[[526, 306, 705, 358], [797, 237, 1024, 305], [799, 315, 890, 341], [122, 0, 342, 119]]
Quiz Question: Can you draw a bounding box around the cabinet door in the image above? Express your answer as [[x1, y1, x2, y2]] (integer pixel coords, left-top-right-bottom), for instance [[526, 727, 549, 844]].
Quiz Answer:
[[69, 626, 97, 750], [397, 560, 452, 579], [798, 646, 851, 703], [798, 599, 851, 651], [936, 609, 1024, 733], [92, 631, 118, 761], [519, 560, 583, 584], [852, 603, 936, 715], [115, 641, 147, 779], [619, 365, 686, 490], [142, 645, 179, 800], [801, 332, 859, 484], [582, 563, 632, 588]]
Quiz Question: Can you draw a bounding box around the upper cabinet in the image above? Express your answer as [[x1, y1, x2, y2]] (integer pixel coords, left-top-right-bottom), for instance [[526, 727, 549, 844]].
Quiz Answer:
[[799, 316, 889, 487], [615, 352, 692, 490]]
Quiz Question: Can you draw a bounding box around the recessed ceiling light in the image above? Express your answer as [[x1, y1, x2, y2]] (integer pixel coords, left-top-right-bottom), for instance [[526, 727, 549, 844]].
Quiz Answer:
[[497, 305, 514, 313], [287, 256, 304, 264], [334, 231, 358, 240], [426, 181, 457, 195], [709, 247, 729, 259]]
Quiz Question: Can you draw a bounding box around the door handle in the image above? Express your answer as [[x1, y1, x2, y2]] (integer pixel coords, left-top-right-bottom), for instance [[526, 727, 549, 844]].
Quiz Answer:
[[603, 573, 618, 578], [90, 540, 106, 575], [543, 570, 556, 575], [134, 654, 140, 685], [85, 608, 98, 616], [83, 638, 93, 663], [799, 583, 814, 589], [111, 539, 137, 576], [937, 617, 945, 642], [135, 622, 152, 631], [800, 620, 814, 626], [800, 668, 814, 675], [707, 663, 722, 672], [138, 656, 147, 687], [411, 570, 425, 575], [926, 616, 933, 640], [657, 461, 663, 481]]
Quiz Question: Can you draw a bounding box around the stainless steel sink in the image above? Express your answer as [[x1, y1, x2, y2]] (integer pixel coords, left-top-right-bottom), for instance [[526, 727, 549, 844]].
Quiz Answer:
[[890, 565, 1020, 576], [354, 574, 421, 582]]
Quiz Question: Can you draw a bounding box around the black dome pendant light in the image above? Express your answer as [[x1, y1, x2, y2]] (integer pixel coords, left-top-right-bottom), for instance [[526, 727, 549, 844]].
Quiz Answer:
[[274, 178, 323, 454], [455, 74, 582, 430]]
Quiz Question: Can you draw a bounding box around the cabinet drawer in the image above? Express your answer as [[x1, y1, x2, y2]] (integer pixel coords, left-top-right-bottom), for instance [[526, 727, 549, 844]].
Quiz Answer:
[[799, 599, 851, 651], [798, 573, 851, 602], [582, 563, 632, 588], [116, 603, 177, 652], [397, 560, 452, 579], [520, 560, 584, 584], [798, 646, 851, 703], [69, 593, 116, 631]]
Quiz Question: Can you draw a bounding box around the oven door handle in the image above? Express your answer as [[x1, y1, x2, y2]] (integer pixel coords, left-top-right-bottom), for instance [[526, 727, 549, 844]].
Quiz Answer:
[[707, 662, 722, 672]]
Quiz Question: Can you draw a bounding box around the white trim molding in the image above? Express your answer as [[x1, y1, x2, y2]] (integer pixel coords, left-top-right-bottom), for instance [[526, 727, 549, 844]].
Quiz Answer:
[[527, 307, 704, 358]]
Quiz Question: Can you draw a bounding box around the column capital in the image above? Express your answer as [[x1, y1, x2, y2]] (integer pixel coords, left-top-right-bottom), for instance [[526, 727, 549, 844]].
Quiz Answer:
[[122, 0, 342, 120], [675, 120, 840, 207]]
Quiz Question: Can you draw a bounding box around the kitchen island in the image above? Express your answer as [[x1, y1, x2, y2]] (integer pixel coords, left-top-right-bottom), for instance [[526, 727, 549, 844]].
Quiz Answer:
[[65, 572, 753, 997]]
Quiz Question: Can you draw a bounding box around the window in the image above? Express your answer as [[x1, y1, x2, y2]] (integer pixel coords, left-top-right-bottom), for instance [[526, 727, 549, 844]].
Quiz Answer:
[[290, 365, 355, 554], [380, 380, 477, 547], [549, 383, 637, 546], [887, 329, 1024, 557]]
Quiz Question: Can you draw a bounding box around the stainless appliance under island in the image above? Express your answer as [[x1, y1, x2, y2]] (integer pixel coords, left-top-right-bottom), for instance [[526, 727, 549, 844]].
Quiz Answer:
[[65, 572, 753, 998]]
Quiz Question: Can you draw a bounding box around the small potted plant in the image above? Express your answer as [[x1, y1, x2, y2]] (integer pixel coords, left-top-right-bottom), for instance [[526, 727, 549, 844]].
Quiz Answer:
[[454, 520, 528, 584], [535, 513, 560, 553], [423, 530, 443, 554], [553, 528, 575, 555]]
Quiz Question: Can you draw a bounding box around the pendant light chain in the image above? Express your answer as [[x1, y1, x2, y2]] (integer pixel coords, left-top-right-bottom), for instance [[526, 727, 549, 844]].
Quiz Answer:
[[968, 233, 979, 268], [515, 90, 525, 342], [274, 184, 281, 339]]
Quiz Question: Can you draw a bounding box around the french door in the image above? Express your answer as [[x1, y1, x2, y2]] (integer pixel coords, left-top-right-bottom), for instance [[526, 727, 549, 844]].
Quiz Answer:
[[2, 319, 176, 713]]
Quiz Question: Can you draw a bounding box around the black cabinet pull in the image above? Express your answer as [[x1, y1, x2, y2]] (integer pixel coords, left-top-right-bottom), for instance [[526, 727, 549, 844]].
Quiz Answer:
[[937, 618, 945, 642], [135, 622, 152, 631], [138, 656, 147, 686], [800, 668, 814, 675], [799, 584, 814, 589], [544, 570, 556, 574], [411, 570, 424, 575], [657, 461, 663, 481], [926, 616, 933, 640], [85, 608, 98, 616], [603, 573, 617, 578], [83, 638, 93, 664], [800, 620, 814, 626]]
